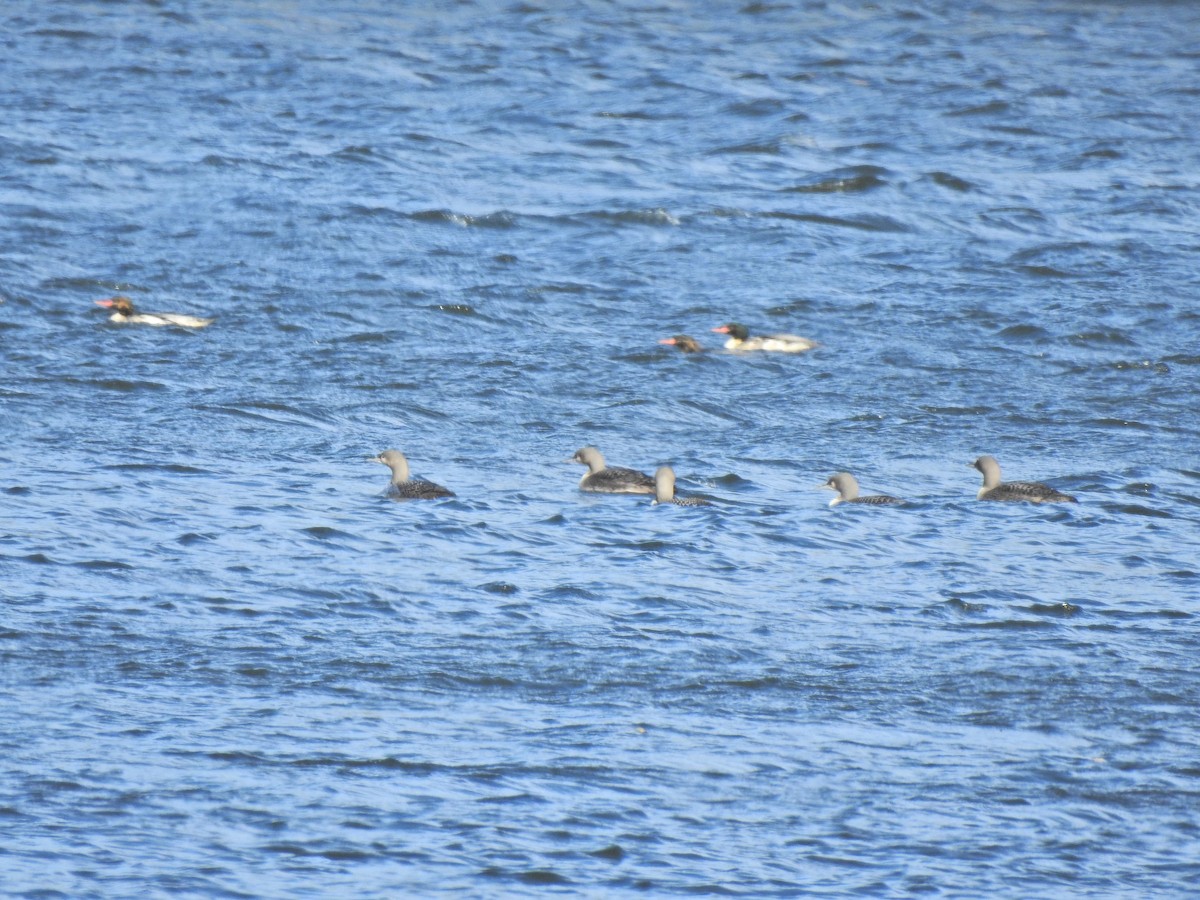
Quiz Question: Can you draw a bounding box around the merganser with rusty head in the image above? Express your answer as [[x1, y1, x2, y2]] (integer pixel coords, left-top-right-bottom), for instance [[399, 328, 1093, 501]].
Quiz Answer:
[[571, 446, 655, 494], [712, 322, 817, 353], [653, 466, 711, 506], [821, 472, 905, 507], [373, 449, 455, 500], [94, 295, 215, 328], [658, 335, 704, 353], [971, 455, 1077, 503]]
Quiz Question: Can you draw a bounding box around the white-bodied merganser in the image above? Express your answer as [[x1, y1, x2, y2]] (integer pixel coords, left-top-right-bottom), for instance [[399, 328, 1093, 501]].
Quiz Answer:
[[821, 472, 905, 507], [653, 466, 711, 506], [658, 335, 704, 353], [94, 295, 214, 328], [712, 322, 817, 353], [373, 449, 455, 499], [570, 446, 655, 494], [971, 455, 1077, 503]]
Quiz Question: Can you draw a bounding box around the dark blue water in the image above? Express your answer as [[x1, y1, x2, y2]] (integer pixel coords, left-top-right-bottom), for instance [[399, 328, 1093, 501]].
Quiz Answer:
[[3, 1, 1199, 895]]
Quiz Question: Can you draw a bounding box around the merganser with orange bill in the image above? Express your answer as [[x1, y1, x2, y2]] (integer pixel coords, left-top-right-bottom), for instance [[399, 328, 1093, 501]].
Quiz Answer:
[[971, 455, 1077, 504], [712, 322, 817, 353], [570, 446, 655, 494], [821, 472, 905, 507], [653, 466, 711, 506], [658, 335, 704, 353], [373, 449, 455, 499], [95, 295, 214, 329]]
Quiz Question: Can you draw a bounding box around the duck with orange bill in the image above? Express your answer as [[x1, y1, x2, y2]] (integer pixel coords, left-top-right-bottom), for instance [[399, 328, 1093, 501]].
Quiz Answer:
[[658, 335, 704, 353], [712, 322, 817, 353], [94, 295, 215, 329]]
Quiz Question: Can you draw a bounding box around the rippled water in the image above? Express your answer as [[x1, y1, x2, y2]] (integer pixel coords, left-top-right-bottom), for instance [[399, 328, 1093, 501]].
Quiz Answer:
[[3, 0, 1200, 895]]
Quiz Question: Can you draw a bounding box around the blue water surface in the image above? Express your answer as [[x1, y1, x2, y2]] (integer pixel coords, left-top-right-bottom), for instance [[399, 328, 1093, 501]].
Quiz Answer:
[[2, 1, 1199, 896]]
